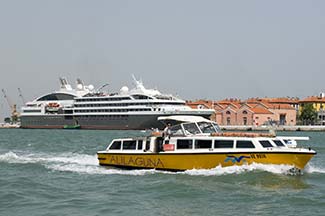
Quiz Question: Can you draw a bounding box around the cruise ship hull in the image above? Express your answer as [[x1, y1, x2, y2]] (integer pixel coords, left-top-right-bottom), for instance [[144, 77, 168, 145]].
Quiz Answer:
[[20, 113, 212, 130]]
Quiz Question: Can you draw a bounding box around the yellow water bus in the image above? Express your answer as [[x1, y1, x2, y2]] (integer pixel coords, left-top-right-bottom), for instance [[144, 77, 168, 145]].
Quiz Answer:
[[97, 116, 316, 171]]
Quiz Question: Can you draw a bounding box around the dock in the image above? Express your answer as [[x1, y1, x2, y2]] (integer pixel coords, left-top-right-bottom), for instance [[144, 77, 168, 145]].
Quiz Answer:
[[220, 125, 325, 132], [0, 123, 20, 129]]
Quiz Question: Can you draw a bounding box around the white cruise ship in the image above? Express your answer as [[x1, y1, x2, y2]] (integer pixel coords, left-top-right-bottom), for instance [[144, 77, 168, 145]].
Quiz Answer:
[[20, 77, 214, 129]]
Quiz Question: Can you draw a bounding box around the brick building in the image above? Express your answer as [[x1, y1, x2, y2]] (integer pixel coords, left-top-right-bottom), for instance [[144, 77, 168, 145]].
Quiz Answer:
[[187, 97, 297, 126]]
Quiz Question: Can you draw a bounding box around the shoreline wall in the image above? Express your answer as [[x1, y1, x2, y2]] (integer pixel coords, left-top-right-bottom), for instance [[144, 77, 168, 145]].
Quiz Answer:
[[220, 125, 325, 131]]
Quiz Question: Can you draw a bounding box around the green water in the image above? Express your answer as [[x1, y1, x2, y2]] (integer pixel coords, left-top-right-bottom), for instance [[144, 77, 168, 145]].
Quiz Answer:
[[0, 129, 324, 216]]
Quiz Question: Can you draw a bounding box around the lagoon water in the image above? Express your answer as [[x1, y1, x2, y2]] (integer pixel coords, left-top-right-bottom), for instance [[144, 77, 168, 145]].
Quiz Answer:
[[0, 129, 325, 216]]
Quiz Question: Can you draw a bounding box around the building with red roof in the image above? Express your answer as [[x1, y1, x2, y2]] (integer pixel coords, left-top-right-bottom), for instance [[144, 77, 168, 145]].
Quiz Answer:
[[187, 97, 297, 126]]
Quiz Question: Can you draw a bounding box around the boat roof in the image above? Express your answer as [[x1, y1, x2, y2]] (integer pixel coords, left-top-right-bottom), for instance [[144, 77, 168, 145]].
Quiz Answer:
[[158, 115, 214, 123]]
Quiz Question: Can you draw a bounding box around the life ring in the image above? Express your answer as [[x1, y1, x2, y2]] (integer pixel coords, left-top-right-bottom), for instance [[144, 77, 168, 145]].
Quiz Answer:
[[47, 102, 60, 107], [151, 131, 163, 137]]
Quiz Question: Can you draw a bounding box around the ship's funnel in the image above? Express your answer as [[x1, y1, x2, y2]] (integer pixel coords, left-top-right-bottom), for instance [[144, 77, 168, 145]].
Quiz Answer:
[[76, 78, 84, 90], [59, 77, 72, 90]]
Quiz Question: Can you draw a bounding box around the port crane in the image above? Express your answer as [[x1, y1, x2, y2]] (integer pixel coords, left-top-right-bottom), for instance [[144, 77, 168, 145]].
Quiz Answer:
[[17, 88, 26, 105], [1, 89, 19, 123]]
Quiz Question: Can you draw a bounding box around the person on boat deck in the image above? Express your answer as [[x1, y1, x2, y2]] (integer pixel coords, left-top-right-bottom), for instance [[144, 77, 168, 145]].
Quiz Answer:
[[163, 123, 172, 139]]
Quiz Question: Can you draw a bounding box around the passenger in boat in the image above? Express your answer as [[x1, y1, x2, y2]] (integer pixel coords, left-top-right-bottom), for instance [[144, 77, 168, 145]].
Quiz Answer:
[[163, 123, 172, 139]]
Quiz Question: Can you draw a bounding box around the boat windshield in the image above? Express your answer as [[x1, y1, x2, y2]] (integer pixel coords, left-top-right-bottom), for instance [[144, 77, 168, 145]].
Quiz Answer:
[[170, 124, 184, 136], [183, 123, 201, 135], [197, 122, 220, 133], [169, 121, 220, 136]]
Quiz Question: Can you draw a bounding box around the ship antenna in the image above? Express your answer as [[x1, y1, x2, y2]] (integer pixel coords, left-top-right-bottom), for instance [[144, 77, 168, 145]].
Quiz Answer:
[[97, 83, 109, 93], [76, 78, 84, 86], [131, 74, 145, 90], [18, 88, 26, 104], [59, 77, 65, 88], [131, 74, 139, 85]]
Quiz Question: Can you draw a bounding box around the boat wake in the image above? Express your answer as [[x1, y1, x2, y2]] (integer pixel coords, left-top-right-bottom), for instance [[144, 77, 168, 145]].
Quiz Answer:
[[184, 164, 296, 176], [0, 151, 159, 176], [183, 162, 325, 176], [1, 151, 324, 176], [304, 163, 325, 174]]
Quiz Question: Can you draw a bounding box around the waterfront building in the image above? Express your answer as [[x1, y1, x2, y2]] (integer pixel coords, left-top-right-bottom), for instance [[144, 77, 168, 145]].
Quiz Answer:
[[187, 97, 297, 126], [299, 93, 325, 125], [245, 98, 297, 126]]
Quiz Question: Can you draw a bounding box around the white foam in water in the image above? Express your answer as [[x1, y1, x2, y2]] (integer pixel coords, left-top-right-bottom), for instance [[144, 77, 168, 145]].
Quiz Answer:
[[1, 151, 324, 176], [183, 163, 295, 176], [304, 163, 325, 174], [47, 163, 160, 176], [0, 151, 98, 165], [0, 151, 160, 175], [0, 151, 20, 162]]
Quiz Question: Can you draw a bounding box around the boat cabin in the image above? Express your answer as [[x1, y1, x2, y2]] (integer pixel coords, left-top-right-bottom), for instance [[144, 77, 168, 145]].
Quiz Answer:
[[104, 119, 307, 154], [105, 135, 291, 153]]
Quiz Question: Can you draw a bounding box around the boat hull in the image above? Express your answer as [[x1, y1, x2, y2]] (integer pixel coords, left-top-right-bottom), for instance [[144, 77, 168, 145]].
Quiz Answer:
[[97, 151, 316, 171], [20, 113, 212, 130]]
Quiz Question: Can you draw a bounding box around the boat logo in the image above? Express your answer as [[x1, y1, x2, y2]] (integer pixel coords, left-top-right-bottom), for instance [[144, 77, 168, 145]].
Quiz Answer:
[[224, 155, 250, 164]]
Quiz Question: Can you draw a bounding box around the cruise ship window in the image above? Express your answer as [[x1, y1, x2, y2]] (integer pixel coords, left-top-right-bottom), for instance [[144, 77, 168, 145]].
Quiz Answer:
[[109, 141, 121, 150], [132, 95, 150, 100], [236, 140, 255, 148], [37, 93, 75, 101], [177, 139, 193, 149], [259, 140, 273, 148], [195, 140, 212, 149], [214, 140, 233, 148], [123, 140, 137, 150]]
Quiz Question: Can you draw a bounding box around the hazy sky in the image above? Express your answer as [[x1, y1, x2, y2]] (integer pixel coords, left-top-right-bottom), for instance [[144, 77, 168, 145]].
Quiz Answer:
[[1, 0, 324, 119]]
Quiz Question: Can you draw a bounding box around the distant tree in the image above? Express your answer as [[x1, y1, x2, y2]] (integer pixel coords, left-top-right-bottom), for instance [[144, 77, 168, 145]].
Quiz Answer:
[[299, 104, 318, 125], [4, 117, 11, 123]]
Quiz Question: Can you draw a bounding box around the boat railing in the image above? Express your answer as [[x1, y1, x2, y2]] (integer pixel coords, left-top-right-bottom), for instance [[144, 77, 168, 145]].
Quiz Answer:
[[211, 132, 276, 138]]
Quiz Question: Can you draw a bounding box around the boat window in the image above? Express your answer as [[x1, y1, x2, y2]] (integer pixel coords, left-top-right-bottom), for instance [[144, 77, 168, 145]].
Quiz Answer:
[[37, 93, 75, 101], [236, 140, 255, 148], [214, 140, 233, 148], [177, 139, 193, 149], [123, 140, 137, 150], [197, 122, 217, 133], [137, 140, 143, 150], [132, 95, 152, 100], [212, 123, 221, 132], [154, 95, 173, 100], [170, 125, 184, 136], [195, 140, 212, 149], [259, 140, 273, 148], [183, 123, 200, 135], [109, 141, 121, 150], [273, 140, 285, 147], [145, 140, 151, 151]]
